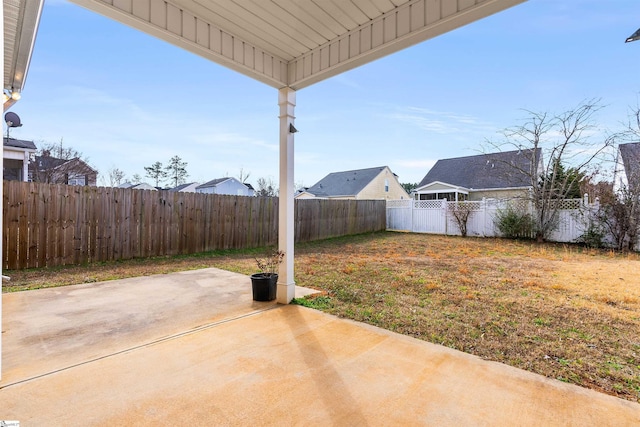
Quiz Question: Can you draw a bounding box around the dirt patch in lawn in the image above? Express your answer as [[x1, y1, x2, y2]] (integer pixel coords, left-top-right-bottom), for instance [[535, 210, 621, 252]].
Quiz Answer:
[[4, 232, 640, 402]]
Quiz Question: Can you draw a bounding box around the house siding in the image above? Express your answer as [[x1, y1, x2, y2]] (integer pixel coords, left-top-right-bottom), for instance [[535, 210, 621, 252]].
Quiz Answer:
[[197, 178, 252, 196], [469, 188, 529, 201], [358, 167, 409, 200], [295, 192, 316, 199]]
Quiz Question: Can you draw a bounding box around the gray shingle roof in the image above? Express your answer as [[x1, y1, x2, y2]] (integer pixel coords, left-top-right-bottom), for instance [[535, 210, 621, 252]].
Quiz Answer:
[[418, 149, 541, 190], [306, 166, 388, 197], [169, 182, 197, 192], [196, 178, 230, 189], [4, 137, 36, 150], [619, 142, 640, 183]]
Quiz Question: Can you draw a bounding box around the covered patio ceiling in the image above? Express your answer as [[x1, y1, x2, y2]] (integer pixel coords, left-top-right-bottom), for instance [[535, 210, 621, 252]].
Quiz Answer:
[[5, 0, 527, 95], [3, 0, 44, 109], [2, 0, 527, 304]]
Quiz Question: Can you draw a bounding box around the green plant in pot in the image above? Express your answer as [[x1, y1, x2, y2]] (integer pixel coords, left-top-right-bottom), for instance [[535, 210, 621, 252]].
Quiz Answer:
[[251, 249, 284, 301]]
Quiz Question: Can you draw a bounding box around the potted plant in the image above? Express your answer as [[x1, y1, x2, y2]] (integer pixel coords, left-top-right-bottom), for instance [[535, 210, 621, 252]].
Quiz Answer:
[[251, 249, 284, 301]]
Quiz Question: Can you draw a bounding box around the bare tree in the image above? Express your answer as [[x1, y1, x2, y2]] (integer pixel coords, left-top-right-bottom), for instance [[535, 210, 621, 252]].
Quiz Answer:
[[237, 167, 251, 184], [31, 138, 96, 185], [592, 183, 640, 251], [447, 202, 476, 237], [107, 166, 126, 187], [596, 102, 640, 251], [488, 100, 615, 242], [39, 137, 83, 160]]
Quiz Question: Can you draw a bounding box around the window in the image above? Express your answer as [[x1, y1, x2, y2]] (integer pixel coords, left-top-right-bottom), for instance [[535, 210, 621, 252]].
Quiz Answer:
[[384, 179, 389, 192], [67, 174, 86, 186]]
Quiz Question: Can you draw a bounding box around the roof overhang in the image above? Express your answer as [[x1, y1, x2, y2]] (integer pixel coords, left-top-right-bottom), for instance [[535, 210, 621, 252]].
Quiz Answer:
[[3, 0, 44, 110], [468, 185, 531, 192], [65, 0, 526, 90], [416, 181, 532, 194], [415, 180, 470, 194]]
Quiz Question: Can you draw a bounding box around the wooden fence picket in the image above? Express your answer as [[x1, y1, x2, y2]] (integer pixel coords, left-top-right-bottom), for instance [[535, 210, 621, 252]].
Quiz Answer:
[[2, 180, 386, 270]]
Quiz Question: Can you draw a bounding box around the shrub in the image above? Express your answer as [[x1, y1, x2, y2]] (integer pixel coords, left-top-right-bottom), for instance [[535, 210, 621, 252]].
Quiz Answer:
[[494, 205, 536, 239], [576, 222, 606, 249]]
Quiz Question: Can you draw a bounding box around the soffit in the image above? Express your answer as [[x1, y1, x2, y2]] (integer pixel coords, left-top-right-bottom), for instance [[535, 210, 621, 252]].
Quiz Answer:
[[3, 0, 44, 94], [67, 0, 526, 89]]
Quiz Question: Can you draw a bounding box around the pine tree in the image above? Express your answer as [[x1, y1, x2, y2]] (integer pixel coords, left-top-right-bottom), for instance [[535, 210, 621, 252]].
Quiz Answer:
[[144, 161, 167, 187], [165, 156, 189, 187]]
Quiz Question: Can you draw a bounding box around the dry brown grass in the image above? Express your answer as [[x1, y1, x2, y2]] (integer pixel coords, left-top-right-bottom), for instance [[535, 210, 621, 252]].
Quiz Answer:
[[4, 232, 640, 402]]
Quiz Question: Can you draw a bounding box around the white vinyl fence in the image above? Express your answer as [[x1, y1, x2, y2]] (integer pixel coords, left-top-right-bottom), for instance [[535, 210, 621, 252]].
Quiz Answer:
[[386, 198, 591, 243]]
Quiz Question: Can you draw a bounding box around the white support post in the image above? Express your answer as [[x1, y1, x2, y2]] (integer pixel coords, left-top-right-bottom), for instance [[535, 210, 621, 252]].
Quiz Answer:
[[23, 151, 29, 181], [277, 87, 296, 304]]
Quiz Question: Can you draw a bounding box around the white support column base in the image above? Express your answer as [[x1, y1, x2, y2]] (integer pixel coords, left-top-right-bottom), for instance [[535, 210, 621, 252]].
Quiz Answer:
[[277, 87, 296, 304]]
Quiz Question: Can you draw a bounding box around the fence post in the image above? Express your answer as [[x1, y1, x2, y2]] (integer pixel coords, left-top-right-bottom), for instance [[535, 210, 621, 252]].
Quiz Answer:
[[411, 198, 415, 232], [481, 198, 486, 237], [442, 199, 448, 235]]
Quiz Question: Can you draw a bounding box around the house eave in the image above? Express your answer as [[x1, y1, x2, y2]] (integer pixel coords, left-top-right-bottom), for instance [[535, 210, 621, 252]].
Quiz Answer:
[[3, 146, 36, 154], [468, 185, 532, 192], [414, 181, 471, 194]]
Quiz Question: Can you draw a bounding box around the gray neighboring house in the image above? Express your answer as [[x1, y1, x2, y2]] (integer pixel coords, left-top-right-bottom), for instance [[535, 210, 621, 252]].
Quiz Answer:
[[169, 182, 200, 193], [296, 166, 409, 200], [414, 149, 542, 201], [613, 142, 640, 193], [196, 177, 255, 196], [3, 137, 36, 181]]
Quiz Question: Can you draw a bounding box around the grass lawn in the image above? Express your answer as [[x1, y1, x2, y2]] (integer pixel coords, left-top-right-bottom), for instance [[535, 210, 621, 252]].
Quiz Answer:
[[4, 231, 640, 402]]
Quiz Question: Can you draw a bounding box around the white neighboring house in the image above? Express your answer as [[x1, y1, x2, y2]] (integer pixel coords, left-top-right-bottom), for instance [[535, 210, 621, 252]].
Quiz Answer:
[[119, 182, 157, 191], [169, 182, 200, 193], [613, 142, 640, 193], [196, 177, 255, 196], [3, 137, 36, 181]]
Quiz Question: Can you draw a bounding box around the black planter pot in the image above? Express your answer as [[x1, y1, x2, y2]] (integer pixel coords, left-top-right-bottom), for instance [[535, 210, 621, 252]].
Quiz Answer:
[[250, 273, 278, 301]]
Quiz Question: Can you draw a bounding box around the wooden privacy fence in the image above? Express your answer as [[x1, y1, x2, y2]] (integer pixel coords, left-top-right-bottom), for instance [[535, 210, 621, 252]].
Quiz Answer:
[[3, 181, 386, 270]]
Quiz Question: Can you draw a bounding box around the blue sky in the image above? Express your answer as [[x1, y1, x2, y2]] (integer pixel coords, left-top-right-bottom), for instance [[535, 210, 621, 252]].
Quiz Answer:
[[6, 0, 640, 188]]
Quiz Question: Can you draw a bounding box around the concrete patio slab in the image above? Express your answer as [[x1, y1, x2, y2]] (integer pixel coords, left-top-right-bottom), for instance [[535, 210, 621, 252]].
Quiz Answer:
[[1, 269, 639, 426], [0, 267, 312, 386]]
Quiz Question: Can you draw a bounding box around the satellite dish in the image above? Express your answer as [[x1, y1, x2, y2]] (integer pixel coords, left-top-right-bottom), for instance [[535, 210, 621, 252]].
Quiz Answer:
[[5, 112, 22, 128]]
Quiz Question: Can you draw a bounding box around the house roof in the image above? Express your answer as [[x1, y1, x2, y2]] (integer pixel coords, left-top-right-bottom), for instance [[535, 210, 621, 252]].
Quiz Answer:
[[306, 166, 389, 198], [169, 182, 199, 192], [4, 137, 36, 151], [418, 149, 541, 190], [197, 177, 232, 189], [34, 155, 98, 174], [619, 142, 640, 183], [119, 182, 157, 190], [34, 155, 67, 170]]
